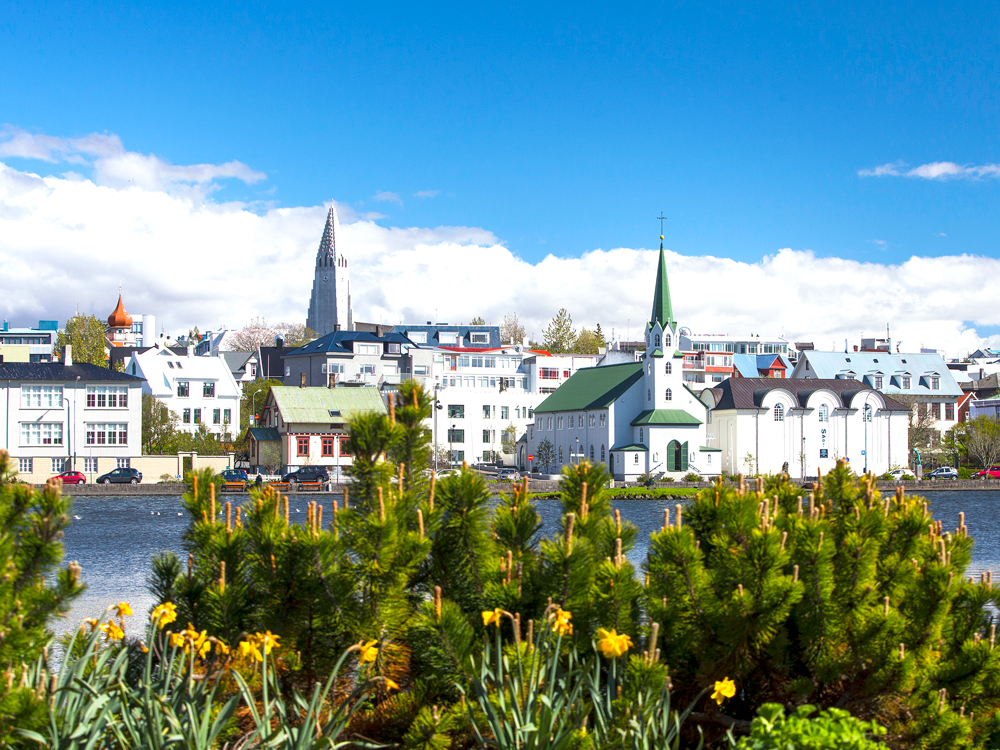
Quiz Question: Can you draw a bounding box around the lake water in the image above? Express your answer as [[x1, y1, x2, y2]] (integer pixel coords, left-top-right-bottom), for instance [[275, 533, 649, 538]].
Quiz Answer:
[[60, 490, 1000, 632]]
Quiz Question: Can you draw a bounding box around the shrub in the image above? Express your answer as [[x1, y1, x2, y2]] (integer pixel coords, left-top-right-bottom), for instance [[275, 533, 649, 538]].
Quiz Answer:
[[732, 703, 886, 749], [684, 472, 701, 482]]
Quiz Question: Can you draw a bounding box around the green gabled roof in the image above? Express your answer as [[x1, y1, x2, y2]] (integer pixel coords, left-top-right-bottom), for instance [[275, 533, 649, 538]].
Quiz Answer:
[[700, 446, 722, 452], [630, 409, 703, 426], [650, 243, 676, 331], [610, 443, 648, 452], [534, 362, 642, 413], [649, 348, 664, 358], [270, 386, 387, 424], [673, 350, 685, 358]]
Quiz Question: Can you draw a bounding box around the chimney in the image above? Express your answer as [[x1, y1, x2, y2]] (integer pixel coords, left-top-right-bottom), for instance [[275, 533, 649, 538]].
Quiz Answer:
[[63, 345, 73, 367], [300, 372, 307, 388], [328, 373, 337, 388]]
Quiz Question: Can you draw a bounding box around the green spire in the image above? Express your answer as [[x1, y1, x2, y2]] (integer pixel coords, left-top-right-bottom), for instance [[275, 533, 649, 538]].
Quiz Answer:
[[650, 239, 675, 331]]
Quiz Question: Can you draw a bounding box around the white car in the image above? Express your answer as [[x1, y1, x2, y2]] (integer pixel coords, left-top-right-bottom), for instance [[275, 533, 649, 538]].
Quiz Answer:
[[888, 468, 916, 480]]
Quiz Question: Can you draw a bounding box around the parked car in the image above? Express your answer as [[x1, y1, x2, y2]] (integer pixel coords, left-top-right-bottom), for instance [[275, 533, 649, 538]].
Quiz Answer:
[[51, 470, 86, 485], [96, 467, 143, 484], [888, 468, 916, 480], [973, 466, 1000, 478], [496, 468, 521, 481], [927, 466, 959, 480], [219, 468, 248, 482], [281, 466, 330, 484]]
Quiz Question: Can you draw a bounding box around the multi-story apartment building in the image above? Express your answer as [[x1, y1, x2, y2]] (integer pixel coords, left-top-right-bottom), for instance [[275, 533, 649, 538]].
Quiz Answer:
[[0, 347, 144, 483], [281, 329, 432, 389], [676, 333, 791, 385], [0, 320, 59, 362], [128, 344, 241, 437]]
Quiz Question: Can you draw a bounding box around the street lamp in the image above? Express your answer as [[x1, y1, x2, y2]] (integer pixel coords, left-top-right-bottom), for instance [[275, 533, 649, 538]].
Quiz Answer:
[[432, 382, 446, 471], [574, 437, 580, 466], [450, 423, 456, 467]]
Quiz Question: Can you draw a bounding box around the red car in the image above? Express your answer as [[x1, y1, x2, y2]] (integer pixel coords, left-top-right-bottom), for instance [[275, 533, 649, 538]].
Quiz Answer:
[[51, 470, 87, 484], [973, 466, 1000, 478]]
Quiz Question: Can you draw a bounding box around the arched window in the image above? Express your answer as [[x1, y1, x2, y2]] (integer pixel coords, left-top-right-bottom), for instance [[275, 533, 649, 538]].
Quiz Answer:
[[601, 444, 606, 463], [665, 362, 672, 374], [647, 363, 652, 375], [647, 389, 651, 402], [590, 444, 595, 461], [665, 334, 672, 347], [558, 446, 563, 463], [639, 428, 644, 443], [774, 404, 784, 422], [818, 404, 829, 422], [665, 388, 672, 401], [634, 453, 639, 464], [655, 334, 661, 347], [863, 404, 873, 422]]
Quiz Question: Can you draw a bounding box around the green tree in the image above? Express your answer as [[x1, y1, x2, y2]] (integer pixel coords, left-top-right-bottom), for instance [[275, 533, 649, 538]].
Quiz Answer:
[[575, 327, 601, 354], [469, 316, 486, 326], [142, 393, 179, 453], [535, 438, 555, 473], [0, 450, 85, 743], [56, 313, 106, 366], [542, 308, 576, 354], [240, 378, 281, 435], [964, 415, 1000, 471]]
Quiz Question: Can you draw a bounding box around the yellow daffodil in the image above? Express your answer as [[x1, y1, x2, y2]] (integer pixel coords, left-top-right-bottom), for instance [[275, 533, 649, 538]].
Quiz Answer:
[[238, 639, 263, 662], [552, 608, 573, 636], [100, 621, 125, 641], [385, 678, 400, 691], [712, 677, 736, 705], [140, 644, 149, 653], [482, 608, 503, 627], [81, 617, 98, 632], [595, 628, 633, 658], [215, 640, 230, 656], [260, 631, 280, 655], [115, 602, 133, 618], [151, 602, 178, 628], [359, 640, 379, 663]]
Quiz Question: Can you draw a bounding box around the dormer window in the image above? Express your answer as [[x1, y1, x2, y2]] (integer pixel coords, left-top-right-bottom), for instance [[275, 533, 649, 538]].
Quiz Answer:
[[655, 334, 661, 347], [902, 376, 911, 389], [931, 376, 940, 390], [387, 343, 401, 354], [874, 375, 883, 389]]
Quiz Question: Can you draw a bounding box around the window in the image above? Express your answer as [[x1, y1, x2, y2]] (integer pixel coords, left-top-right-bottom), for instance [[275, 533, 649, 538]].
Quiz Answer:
[[931, 403, 941, 420], [387, 343, 401, 354], [655, 334, 661, 347], [863, 404, 873, 422], [501, 406, 509, 420], [85, 423, 127, 445], [297, 436, 310, 456], [183, 408, 191, 424], [83, 457, 97, 473], [945, 402, 955, 420], [539, 368, 559, 379], [414, 365, 429, 375], [590, 445, 595, 461], [601, 445, 605, 463], [665, 388, 672, 401], [931, 376, 941, 390], [639, 428, 644, 443], [194, 408, 202, 424], [600, 413, 606, 427], [356, 343, 380, 355], [203, 382, 216, 398], [559, 446, 564, 464], [117, 458, 130, 469], [563, 370, 570, 378], [483, 405, 491, 419], [20, 423, 63, 445], [408, 331, 427, 344], [569, 415, 574, 428], [873, 376, 883, 390], [450, 450, 465, 463], [589, 414, 595, 427], [483, 429, 492, 443], [285, 366, 291, 377], [223, 409, 231, 424], [176, 362, 183, 369], [647, 389, 651, 402], [818, 404, 829, 422], [18, 458, 32, 473], [665, 334, 671, 347], [447, 429, 464, 443], [322, 437, 335, 456], [177, 381, 190, 398], [634, 453, 639, 464], [707, 454, 712, 465], [213, 409, 221, 424], [774, 404, 784, 421], [21, 385, 63, 408], [557, 417, 564, 429], [665, 362, 672, 374], [439, 332, 459, 345], [448, 405, 465, 419], [51, 458, 67, 473], [470, 332, 489, 344], [360, 364, 376, 375], [167, 361, 175, 369]]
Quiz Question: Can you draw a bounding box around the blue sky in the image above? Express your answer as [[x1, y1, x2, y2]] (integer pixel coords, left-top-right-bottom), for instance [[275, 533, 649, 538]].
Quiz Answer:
[[3, 1, 998, 264]]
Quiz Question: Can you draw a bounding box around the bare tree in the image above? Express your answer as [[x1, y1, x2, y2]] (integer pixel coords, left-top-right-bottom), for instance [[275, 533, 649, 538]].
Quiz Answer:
[[891, 395, 940, 457], [965, 416, 1000, 472], [274, 322, 318, 348], [500, 312, 525, 345], [230, 317, 278, 352]]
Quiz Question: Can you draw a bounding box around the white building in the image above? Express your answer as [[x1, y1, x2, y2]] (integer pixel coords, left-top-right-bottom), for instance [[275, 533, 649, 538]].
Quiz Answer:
[[528, 241, 716, 481], [677, 333, 791, 385], [127, 345, 241, 437], [0, 348, 144, 483], [700, 377, 910, 478]]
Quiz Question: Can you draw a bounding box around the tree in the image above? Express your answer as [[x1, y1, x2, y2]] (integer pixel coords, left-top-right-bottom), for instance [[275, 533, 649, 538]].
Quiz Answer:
[[499, 313, 525, 345], [501, 423, 518, 454], [542, 309, 576, 354], [891, 395, 939, 459], [965, 415, 1000, 471], [469, 316, 486, 325], [575, 327, 602, 354], [535, 438, 555, 472], [594, 323, 605, 345], [239, 378, 281, 436], [230, 317, 278, 352], [56, 313, 106, 366], [274, 322, 318, 348], [142, 393, 179, 453]]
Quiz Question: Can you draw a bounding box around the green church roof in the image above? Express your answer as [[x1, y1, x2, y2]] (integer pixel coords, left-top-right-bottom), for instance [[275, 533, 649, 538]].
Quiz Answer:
[[630, 409, 703, 426], [534, 362, 643, 413], [649, 243, 676, 331]]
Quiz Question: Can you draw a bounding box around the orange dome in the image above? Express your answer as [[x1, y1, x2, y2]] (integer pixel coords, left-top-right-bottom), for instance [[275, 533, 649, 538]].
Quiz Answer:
[[107, 295, 133, 329]]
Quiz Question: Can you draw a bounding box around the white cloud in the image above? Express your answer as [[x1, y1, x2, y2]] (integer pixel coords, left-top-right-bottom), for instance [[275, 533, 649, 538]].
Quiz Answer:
[[859, 160, 1000, 180], [869, 239, 887, 248], [373, 190, 403, 205], [414, 189, 441, 199], [0, 133, 998, 360]]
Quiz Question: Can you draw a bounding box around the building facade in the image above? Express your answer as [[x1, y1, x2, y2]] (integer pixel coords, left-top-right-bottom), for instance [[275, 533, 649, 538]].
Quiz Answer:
[[0, 352, 144, 483], [306, 205, 353, 336], [0, 320, 59, 362]]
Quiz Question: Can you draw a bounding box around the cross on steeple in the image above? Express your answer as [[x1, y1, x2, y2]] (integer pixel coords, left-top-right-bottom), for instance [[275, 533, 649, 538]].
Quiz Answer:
[[657, 212, 668, 237]]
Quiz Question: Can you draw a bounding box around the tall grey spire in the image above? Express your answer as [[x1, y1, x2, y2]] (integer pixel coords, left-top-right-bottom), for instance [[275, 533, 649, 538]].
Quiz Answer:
[[306, 204, 353, 336]]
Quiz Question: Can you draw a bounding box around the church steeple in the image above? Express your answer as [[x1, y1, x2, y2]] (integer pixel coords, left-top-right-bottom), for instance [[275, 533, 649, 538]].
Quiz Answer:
[[307, 203, 353, 335], [649, 236, 675, 331]]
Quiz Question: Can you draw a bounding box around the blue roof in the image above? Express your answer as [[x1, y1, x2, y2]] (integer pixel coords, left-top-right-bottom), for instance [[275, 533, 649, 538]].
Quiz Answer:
[[792, 351, 963, 397], [733, 353, 792, 378], [286, 330, 415, 356], [398, 324, 501, 349]]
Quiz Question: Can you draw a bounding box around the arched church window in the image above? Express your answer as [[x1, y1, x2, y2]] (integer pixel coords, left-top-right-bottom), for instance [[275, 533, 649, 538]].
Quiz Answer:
[[665, 388, 672, 401], [647, 389, 651, 402], [601, 444, 606, 463], [639, 428, 644, 443], [665, 362, 672, 374], [774, 404, 784, 422], [590, 445, 595, 461], [863, 404, 873, 422], [655, 334, 661, 347], [665, 334, 672, 347], [559, 446, 563, 463], [818, 404, 829, 422]]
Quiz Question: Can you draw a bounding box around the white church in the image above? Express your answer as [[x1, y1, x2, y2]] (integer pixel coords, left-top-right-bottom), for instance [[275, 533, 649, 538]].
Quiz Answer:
[[527, 238, 909, 480]]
